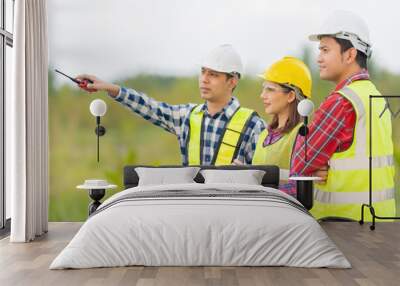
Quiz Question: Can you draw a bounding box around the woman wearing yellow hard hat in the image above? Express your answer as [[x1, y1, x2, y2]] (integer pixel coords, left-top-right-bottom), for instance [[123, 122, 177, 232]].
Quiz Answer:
[[252, 56, 312, 196]]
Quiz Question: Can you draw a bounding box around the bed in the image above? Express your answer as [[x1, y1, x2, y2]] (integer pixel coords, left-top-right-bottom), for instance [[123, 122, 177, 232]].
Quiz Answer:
[[50, 165, 350, 269]]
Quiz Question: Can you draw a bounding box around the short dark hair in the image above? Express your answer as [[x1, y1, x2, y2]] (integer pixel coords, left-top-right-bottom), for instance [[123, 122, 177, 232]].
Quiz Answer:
[[225, 73, 240, 92], [334, 37, 367, 69]]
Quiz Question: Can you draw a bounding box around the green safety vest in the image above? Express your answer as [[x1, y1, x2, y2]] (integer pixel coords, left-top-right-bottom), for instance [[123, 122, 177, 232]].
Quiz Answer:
[[253, 123, 301, 185], [188, 104, 256, 165], [311, 80, 396, 221]]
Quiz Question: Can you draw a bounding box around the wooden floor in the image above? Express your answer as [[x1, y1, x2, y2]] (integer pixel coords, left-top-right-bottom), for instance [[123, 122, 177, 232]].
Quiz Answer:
[[0, 222, 399, 286]]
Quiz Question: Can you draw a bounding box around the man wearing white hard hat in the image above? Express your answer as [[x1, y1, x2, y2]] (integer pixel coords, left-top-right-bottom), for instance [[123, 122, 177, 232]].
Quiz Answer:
[[290, 10, 395, 222], [76, 45, 265, 165]]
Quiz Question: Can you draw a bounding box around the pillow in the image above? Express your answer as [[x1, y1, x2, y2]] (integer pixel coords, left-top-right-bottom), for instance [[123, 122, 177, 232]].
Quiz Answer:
[[200, 169, 266, 185], [135, 167, 200, 186]]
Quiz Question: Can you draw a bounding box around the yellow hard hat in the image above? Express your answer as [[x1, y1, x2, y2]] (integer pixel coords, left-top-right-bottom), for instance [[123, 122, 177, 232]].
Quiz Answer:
[[258, 56, 312, 98]]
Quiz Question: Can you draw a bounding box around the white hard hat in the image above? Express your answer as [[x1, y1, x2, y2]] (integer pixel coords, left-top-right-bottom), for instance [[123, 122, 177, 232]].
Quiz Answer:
[[201, 44, 243, 76], [309, 10, 372, 58]]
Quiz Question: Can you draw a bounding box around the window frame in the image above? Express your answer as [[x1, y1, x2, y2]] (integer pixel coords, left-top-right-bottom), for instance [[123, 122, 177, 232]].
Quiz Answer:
[[0, 0, 14, 236]]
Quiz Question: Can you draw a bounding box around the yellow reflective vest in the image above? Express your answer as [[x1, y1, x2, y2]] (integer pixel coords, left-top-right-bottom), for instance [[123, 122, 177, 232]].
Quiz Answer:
[[188, 104, 255, 165], [311, 80, 396, 221], [253, 123, 301, 187]]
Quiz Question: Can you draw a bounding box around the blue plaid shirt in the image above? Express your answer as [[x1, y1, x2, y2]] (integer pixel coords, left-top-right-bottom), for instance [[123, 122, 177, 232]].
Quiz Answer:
[[111, 86, 266, 165]]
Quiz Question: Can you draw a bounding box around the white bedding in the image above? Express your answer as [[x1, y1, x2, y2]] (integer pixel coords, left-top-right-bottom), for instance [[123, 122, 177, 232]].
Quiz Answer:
[[50, 183, 351, 269]]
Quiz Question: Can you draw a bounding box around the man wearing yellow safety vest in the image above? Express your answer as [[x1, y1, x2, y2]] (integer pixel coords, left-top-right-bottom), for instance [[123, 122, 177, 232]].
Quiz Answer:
[[290, 11, 396, 221], [77, 45, 265, 165]]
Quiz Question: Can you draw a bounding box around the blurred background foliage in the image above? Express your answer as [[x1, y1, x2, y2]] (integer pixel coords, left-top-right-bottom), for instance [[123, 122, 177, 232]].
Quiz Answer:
[[49, 48, 400, 221]]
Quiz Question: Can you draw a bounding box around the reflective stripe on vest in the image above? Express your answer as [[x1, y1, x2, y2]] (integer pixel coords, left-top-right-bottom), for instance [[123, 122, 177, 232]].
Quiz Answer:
[[330, 154, 394, 170], [314, 187, 395, 204], [329, 86, 395, 171], [188, 105, 255, 165]]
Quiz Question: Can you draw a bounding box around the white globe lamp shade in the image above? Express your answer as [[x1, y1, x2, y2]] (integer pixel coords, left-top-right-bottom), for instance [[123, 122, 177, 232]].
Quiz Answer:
[[297, 99, 314, 117], [90, 99, 107, 117]]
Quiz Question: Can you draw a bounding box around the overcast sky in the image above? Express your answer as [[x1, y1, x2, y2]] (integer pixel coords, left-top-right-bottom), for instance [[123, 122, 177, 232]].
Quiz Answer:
[[48, 0, 400, 85]]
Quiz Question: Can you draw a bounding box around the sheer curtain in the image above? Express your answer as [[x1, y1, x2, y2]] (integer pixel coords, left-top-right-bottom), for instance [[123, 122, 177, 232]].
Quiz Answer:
[[7, 0, 49, 242]]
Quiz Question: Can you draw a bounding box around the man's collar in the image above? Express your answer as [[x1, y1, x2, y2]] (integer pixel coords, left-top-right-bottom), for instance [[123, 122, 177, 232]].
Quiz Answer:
[[335, 69, 370, 91], [197, 97, 240, 119]]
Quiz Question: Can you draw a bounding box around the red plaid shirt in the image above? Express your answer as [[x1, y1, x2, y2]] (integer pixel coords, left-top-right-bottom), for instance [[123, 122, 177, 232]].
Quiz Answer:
[[288, 70, 370, 193]]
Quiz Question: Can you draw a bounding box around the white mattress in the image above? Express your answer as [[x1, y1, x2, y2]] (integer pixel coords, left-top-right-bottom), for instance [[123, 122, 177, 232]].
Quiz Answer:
[[50, 183, 351, 269]]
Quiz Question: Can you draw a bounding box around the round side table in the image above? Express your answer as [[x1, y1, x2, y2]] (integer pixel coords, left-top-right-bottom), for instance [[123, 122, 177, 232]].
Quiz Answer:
[[77, 180, 117, 216]]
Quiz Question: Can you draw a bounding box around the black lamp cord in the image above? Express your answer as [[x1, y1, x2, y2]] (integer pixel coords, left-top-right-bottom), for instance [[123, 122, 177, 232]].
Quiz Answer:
[[304, 116, 308, 163], [96, 116, 100, 162]]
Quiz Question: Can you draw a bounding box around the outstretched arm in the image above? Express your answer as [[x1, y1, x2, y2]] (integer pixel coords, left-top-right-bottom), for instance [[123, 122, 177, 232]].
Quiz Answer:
[[76, 74, 195, 136]]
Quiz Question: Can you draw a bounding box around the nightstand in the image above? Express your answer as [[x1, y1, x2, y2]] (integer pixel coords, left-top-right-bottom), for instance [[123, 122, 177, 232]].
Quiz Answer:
[[77, 179, 117, 216]]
